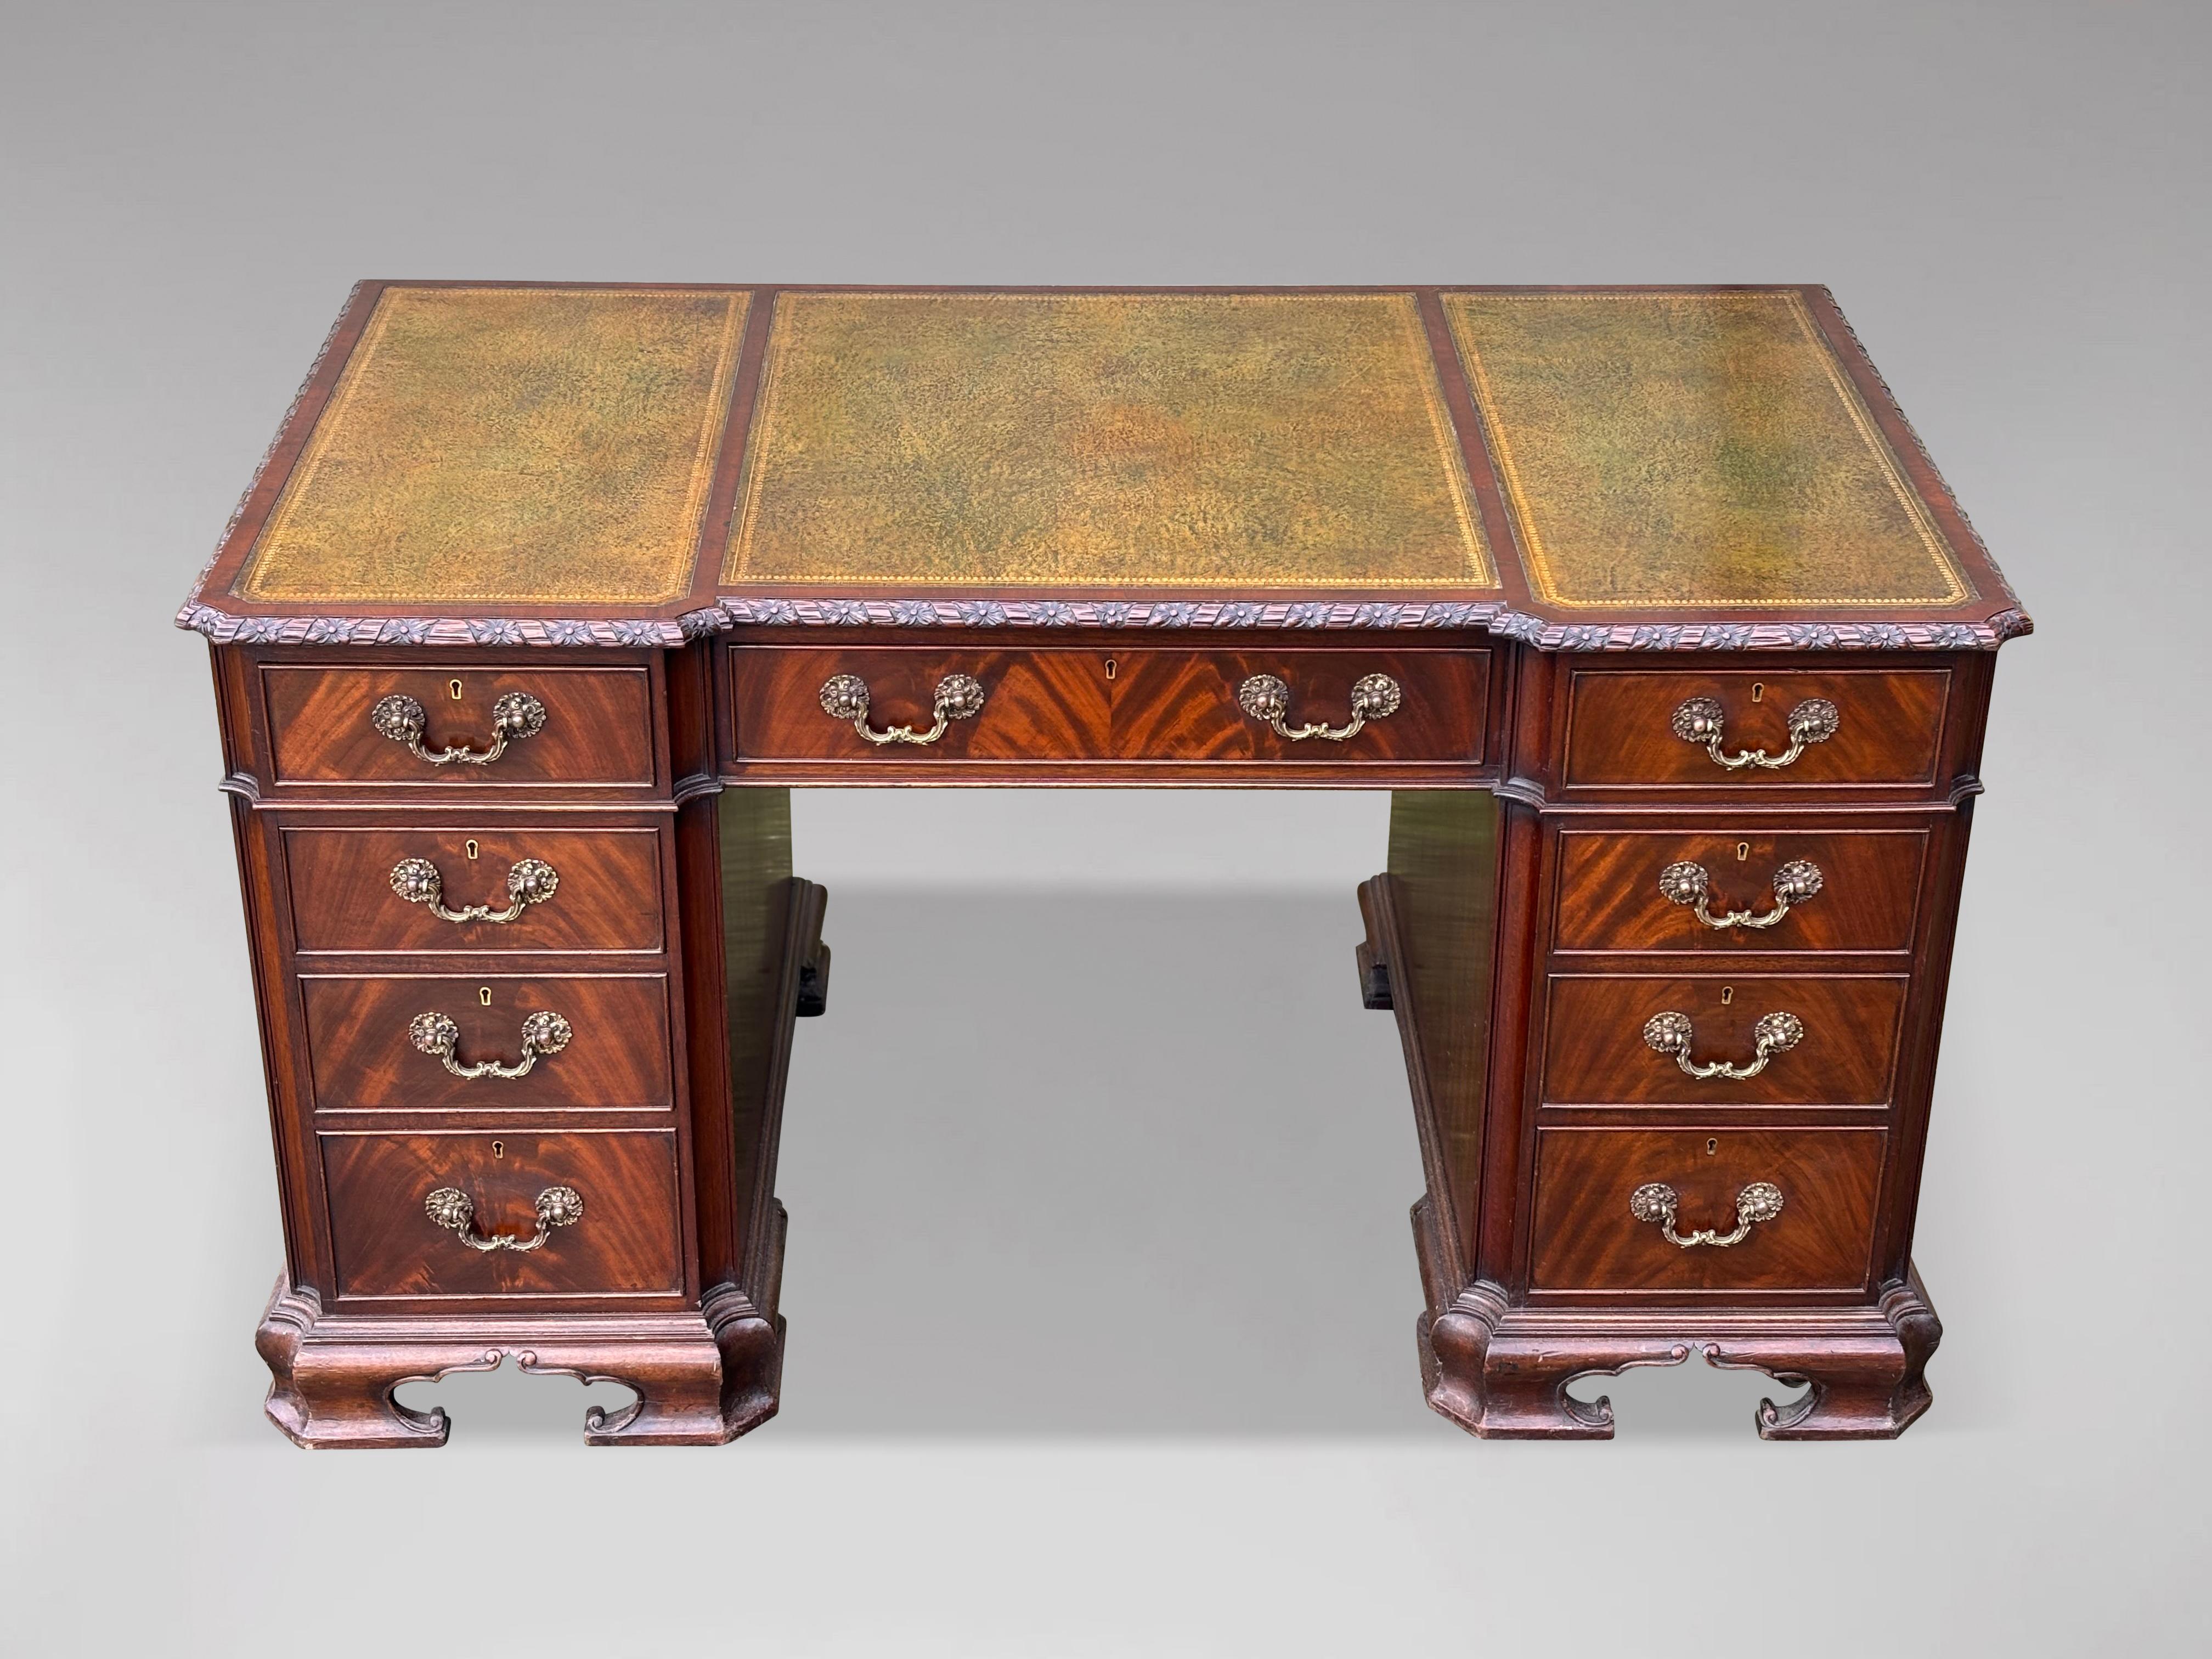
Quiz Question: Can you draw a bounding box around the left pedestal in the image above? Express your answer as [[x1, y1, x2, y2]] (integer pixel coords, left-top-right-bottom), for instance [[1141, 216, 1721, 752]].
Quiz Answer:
[[213, 644, 818, 1448]]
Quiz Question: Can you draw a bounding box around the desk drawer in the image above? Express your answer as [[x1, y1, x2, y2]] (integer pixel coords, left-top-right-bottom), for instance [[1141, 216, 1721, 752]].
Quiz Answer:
[[321, 1128, 682, 1300], [1554, 828, 1926, 955], [1542, 974, 1906, 1107], [300, 974, 673, 1113], [1110, 648, 1488, 765], [1562, 669, 1949, 791], [283, 826, 665, 955], [1531, 1126, 1885, 1293], [731, 647, 1111, 762], [263, 664, 655, 788]]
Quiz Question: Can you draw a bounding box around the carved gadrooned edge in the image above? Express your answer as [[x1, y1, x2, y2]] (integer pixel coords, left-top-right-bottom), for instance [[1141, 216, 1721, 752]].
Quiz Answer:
[[1486, 608, 2032, 651], [177, 594, 2033, 649], [176, 602, 719, 647], [721, 596, 2030, 647]]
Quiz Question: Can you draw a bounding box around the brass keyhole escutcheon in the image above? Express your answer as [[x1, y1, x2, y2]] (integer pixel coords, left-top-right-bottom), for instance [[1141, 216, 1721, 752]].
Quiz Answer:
[[492, 1139, 504, 1159], [1736, 842, 1750, 862], [478, 986, 493, 1007], [1720, 986, 1735, 1006], [449, 679, 464, 701], [465, 839, 480, 861], [1707, 1138, 1719, 1155], [1104, 657, 1117, 680], [1751, 681, 1764, 703]]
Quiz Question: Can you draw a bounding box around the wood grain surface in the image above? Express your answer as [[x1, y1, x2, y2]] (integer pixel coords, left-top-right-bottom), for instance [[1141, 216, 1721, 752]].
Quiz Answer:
[[1553, 826, 1926, 955], [300, 973, 674, 1113], [320, 1128, 682, 1300], [263, 663, 655, 787], [1541, 973, 1908, 1106], [1562, 668, 1949, 789], [1110, 648, 1488, 763], [1530, 1126, 1886, 1293], [284, 825, 665, 954]]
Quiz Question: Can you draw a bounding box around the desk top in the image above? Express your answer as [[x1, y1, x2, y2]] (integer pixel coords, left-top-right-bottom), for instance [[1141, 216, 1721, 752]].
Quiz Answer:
[[179, 285, 2028, 651]]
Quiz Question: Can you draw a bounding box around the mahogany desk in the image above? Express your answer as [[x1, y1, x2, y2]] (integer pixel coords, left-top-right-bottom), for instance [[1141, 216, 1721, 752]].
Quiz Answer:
[[179, 285, 2027, 1444]]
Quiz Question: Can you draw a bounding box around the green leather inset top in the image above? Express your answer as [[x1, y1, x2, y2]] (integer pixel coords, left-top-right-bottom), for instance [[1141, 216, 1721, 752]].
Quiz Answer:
[[724, 291, 1494, 590], [236, 286, 748, 606], [1444, 289, 1971, 610]]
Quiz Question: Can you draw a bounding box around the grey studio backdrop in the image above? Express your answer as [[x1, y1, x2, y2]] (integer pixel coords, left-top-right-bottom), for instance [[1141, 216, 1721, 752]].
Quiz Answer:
[[3, 3, 2206, 1654]]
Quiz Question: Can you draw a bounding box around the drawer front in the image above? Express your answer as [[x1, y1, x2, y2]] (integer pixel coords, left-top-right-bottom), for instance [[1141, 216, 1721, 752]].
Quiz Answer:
[[284, 826, 665, 955], [300, 974, 673, 1113], [1543, 974, 1905, 1106], [1563, 669, 1949, 790], [1531, 1127, 1886, 1293], [321, 1128, 682, 1299], [1110, 648, 1488, 764], [1554, 828, 1926, 955], [731, 647, 1111, 761], [263, 665, 654, 788]]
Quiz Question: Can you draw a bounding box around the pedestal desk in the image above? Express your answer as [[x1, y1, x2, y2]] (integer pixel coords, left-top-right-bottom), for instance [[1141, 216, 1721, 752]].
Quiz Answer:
[[179, 285, 2027, 1443]]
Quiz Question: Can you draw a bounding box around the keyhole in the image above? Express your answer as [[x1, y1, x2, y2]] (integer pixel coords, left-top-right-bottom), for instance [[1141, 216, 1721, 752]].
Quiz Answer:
[[1736, 842, 1750, 862], [1720, 986, 1734, 1006], [479, 986, 493, 1007], [449, 679, 464, 701], [1707, 1138, 1719, 1156], [1104, 657, 1117, 681], [491, 1139, 505, 1159], [465, 839, 480, 861]]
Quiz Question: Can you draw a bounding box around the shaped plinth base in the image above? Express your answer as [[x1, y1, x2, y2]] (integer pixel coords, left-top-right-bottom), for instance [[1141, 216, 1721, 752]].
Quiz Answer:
[[255, 1277, 785, 1449], [1417, 1268, 1940, 1442]]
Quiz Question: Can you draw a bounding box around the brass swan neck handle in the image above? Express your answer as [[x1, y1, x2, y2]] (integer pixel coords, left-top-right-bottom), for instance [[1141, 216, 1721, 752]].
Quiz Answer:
[[424, 1185, 584, 1252], [1671, 695, 1838, 770], [409, 1009, 572, 1080], [1629, 1182, 1784, 1248], [390, 856, 559, 924], [371, 691, 546, 766], [1658, 859, 1822, 930], [819, 673, 985, 746], [1237, 672, 1402, 741], [1641, 1009, 1804, 1081]]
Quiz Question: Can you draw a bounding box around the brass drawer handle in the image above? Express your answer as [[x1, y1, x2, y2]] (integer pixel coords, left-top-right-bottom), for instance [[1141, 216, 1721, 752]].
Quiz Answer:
[[390, 856, 559, 923], [1657, 859, 1822, 930], [408, 1009, 572, 1079], [424, 1184, 584, 1252], [818, 673, 985, 746], [1237, 672, 1402, 741], [370, 691, 546, 766], [1641, 1009, 1803, 1080], [1671, 695, 1837, 770], [1629, 1181, 1784, 1248]]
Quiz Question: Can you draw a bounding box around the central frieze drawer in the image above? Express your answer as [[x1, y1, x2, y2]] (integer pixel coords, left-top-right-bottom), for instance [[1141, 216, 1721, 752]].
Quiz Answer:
[[321, 1128, 683, 1301], [729, 644, 1489, 765], [300, 973, 674, 1113], [1542, 973, 1908, 1107], [1531, 1126, 1886, 1293]]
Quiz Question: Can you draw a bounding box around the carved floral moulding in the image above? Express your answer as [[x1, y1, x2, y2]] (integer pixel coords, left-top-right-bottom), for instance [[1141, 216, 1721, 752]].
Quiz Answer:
[[176, 602, 714, 647], [178, 595, 2032, 649]]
